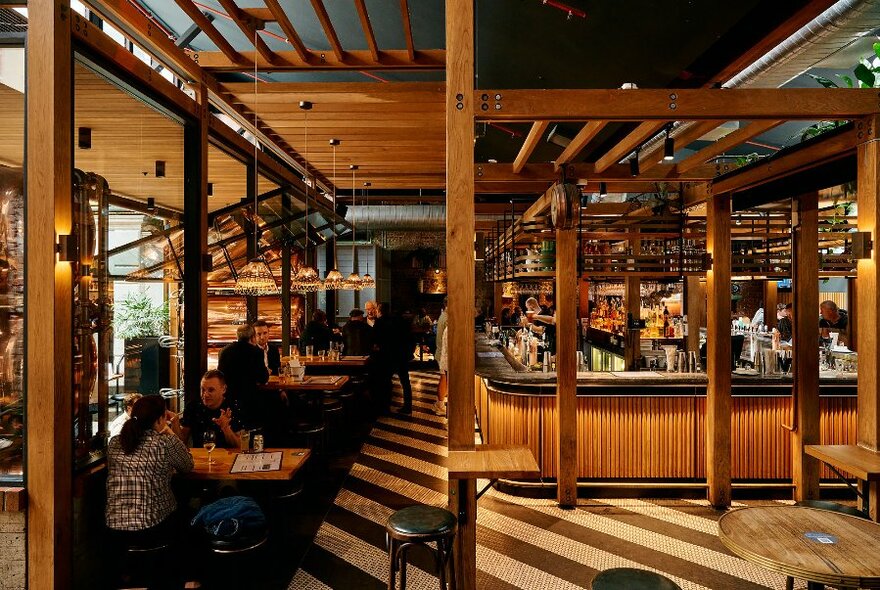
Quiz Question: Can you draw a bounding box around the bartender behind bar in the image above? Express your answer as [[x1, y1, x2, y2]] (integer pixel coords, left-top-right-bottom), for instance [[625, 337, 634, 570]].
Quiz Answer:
[[524, 295, 557, 354], [819, 300, 848, 345]]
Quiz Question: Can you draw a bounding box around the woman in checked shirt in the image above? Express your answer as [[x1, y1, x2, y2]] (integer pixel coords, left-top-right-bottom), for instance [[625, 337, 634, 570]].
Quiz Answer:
[[106, 395, 193, 585]]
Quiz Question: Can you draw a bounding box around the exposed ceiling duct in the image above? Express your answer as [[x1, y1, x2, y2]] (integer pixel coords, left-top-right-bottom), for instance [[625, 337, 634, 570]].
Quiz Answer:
[[724, 0, 880, 88], [347, 205, 446, 231], [637, 0, 880, 164]]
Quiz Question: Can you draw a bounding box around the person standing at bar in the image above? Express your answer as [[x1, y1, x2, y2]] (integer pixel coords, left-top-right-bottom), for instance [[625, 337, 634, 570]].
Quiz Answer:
[[525, 295, 557, 354], [373, 302, 414, 414], [253, 319, 281, 376], [301, 309, 333, 353], [819, 300, 848, 345], [217, 324, 269, 429], [364, 300, 378, 327], [342, 308, 373, 356], [433, 297, 448, 416], [776, 303, 793, 343]]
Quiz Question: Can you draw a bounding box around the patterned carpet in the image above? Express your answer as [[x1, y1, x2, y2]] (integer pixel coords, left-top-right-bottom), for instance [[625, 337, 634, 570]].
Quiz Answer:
[[289, 371, 801, 590]]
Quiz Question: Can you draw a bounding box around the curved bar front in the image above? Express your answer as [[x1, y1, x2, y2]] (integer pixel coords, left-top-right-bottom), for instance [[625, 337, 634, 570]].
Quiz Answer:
[[474, 337, 857, 483]]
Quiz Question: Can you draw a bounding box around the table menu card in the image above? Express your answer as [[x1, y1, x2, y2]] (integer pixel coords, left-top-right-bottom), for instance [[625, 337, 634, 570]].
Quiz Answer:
[[230, 451, 283, 473]]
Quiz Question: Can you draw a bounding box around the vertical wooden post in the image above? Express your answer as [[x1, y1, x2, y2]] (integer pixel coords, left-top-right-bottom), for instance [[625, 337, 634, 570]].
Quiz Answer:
[[857, 116, 880, 519], [556, 228, 578, 507], [446, 0, 476, 586], [706, 193, 731, 508], [685, 276, 702, 355], [624, 276, 640, 369], [27, 1, 73, 587], [183, 82, 209, 409], [246, 159, 258, 323], [763, 280, 778, 331], [847, 277, 858, 352], [792, 191, 820, 501], [281, 192, 291, 355], [493, 282, 504, 324]]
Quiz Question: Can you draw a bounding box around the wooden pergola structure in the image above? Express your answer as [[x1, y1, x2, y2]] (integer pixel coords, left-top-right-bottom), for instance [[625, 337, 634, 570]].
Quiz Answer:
[[20, 0, 880, 588]]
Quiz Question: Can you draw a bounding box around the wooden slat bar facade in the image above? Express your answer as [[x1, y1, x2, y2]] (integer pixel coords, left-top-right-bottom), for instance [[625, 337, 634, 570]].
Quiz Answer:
[[479, 383, 857, 481]]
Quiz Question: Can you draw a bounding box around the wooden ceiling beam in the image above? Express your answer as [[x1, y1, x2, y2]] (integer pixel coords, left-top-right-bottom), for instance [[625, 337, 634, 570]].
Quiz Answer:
[[476, 89, 880, 120], [513, 122, 548, 174], [399, 0, 416, 62], [677, 120, 783, 173], [594, 122, 668, 174], [638, 120, 724, 173], [477, 162, 719, 182], [222, 81, 443, 94], [309, 0, 345, 62], [553, 121, 609, 171], [216, 0, 278, 66], [354, 0, 380, 62], [198, 49, 445, 71], [263, 0, 310, 62], [173, 0, 245, 66]]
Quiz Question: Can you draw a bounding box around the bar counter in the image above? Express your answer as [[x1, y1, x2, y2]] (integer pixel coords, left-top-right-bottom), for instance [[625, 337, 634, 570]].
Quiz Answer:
[[473, 336, 856, 484]]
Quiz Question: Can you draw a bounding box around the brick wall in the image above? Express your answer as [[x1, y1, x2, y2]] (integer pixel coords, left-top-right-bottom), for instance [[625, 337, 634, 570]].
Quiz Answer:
[[0, 511, 25, 590]]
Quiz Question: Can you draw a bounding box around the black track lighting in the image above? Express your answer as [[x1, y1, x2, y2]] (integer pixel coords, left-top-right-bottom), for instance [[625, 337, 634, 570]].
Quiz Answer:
[[663, 127, 674, 161], [630, 155, 640, 177], [207, 182, 213, 197], [599, 182, 607, 197]]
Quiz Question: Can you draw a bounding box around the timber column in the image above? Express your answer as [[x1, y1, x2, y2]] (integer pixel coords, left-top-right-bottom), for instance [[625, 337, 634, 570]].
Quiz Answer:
[[27, 0, 74, 587], [857, 115, 880, 519], [706, 193, 732, 507], [792, 192, 820, 501], [555, 228, 577, 506], [446, 0, 477, 587]]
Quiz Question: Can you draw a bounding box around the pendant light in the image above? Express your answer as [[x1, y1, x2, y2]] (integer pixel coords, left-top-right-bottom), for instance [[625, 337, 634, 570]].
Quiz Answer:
[[291, 100, 322, 293], [235, 31, 278, 297], [343, 164, 362, 290], [359, 181, 375, 289], [323, 138, 345, 290]]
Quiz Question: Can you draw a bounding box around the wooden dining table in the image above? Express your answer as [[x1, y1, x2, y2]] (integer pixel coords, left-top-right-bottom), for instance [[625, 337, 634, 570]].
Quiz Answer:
[[718, 505, 880, 588], [180, 447, 311, 481], [259, 374, 350, 392], [294, 355, 370, 367]]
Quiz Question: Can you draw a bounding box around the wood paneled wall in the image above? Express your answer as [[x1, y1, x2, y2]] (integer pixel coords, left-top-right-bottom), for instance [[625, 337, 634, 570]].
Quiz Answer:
[[481, 383, 857, 481]]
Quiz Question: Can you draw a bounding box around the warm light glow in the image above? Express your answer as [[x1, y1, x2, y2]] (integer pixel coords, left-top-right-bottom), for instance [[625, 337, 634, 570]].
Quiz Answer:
[[234, 259, 279, 296]]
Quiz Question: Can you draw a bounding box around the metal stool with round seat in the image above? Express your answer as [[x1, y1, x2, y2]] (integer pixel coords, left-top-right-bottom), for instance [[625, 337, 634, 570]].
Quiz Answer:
[[591, 568, 682, 590], [116, 538, 172, 588], [386, 505, 456, 590], [200, 527, 269, 588], [293, 421, 326, 455], [321, 395, 345, 452]]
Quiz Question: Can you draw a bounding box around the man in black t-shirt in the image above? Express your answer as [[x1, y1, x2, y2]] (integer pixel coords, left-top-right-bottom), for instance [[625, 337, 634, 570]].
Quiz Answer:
[[179, 370, 242, 448]]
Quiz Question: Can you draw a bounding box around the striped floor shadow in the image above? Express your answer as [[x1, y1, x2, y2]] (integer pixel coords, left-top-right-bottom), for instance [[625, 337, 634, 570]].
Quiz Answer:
[[291, 371, 799, 589]]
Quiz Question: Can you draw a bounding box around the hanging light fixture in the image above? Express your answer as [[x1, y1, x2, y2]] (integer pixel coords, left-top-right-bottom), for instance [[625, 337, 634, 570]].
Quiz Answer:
[[663, 125, 675, 161], [343, 164, 362, 290], [323, 138, 345, 290], [360, 181, 375, 289], [235, 31, 278, 297], [291, 100, 323, 293]]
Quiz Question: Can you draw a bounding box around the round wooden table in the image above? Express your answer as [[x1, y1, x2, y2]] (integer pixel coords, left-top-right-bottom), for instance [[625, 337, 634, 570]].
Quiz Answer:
[[718, 505, 880, 589]]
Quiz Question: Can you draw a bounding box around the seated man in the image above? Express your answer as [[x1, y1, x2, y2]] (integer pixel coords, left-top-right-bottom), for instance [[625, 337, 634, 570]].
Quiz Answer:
[[179, 370, 241, 448]]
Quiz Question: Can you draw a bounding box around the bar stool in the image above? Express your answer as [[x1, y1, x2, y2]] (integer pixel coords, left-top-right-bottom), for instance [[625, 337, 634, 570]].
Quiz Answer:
[[591, 568, 681, 590], [386, 505, 456, 590], [293, 421, 326, 455], [321, 395, 345, 452], [115, 538, 171, 588]]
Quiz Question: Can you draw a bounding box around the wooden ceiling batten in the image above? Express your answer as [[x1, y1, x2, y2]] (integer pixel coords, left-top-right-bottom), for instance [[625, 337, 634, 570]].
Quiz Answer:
[[354, 0, 380, 63], [216, 0, 278, 66], [593, 121, 667, 174], [677, 120, 783, 173], [308, 0, 345, 62], [194, 48, 445, 71], [553, 120, 608, 171], [173, 0, 245, 66], [263, 0, 310, 63], [478, 163, 719, 183], [399, 0, 415, 62], [638, 120, 724, 173]]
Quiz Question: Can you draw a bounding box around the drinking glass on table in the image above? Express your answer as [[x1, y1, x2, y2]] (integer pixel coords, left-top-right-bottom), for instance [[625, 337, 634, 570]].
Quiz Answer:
[[305, 345, 314, 359], [318, 350, 326, 361], [776, 349, 792, 375], [203, 430, 217, 464]]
